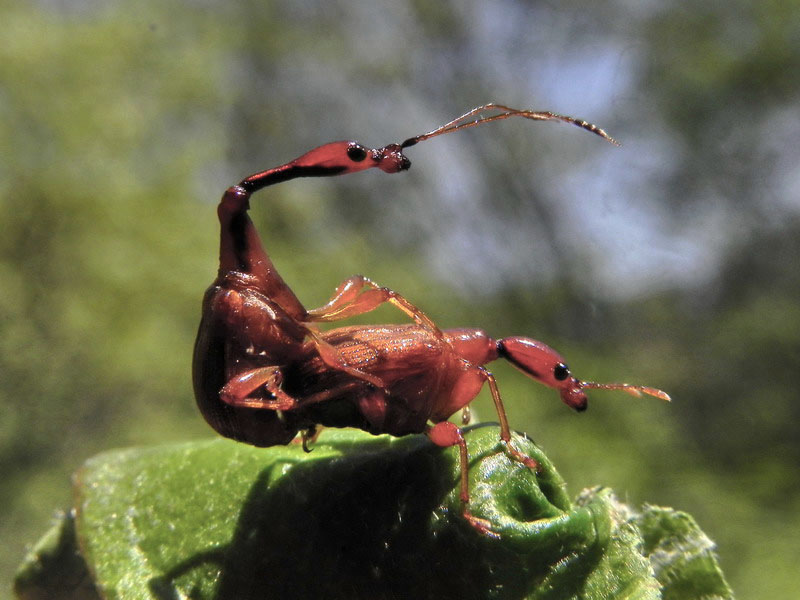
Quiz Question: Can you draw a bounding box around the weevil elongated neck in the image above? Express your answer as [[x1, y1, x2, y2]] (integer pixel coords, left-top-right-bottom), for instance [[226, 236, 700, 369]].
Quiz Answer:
[[214, 140, 412, 316], [216, 185, 307, 318], [239, 163, 348, 194], [214, 138, 408, 318]]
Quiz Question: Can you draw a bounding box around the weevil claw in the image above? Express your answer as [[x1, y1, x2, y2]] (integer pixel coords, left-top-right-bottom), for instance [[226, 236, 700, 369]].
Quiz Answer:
[[464, 511, 501, 539]]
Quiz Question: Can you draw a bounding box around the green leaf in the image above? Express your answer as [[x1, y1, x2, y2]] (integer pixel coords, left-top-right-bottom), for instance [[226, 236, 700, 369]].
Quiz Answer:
[[636, 503, 735, 599], [15, 425, 733, 599], [13, 510, 100, 600]]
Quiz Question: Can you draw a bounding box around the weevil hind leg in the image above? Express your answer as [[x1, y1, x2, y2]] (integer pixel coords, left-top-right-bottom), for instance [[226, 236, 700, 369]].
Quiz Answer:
[[307, 275, 444, 338], [303, 327, 387, 388]]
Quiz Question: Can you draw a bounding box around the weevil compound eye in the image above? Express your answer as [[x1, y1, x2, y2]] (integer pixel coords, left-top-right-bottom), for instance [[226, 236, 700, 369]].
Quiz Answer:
[[346, 143, 368, 162], [553, 363, 570, 381]]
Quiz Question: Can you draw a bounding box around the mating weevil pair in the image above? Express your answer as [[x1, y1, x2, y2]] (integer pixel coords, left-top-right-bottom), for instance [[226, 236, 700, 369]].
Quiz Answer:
[[192, 103, 670, 537]]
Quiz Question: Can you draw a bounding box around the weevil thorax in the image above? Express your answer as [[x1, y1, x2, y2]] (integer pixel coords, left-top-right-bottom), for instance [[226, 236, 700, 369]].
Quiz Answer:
[[424, 329, 501, 422], [445, 329, 500, 365]]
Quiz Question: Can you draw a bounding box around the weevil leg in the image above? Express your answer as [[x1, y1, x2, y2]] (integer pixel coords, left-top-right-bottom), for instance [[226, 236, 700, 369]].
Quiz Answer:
[[427, 421, 499, 539], [220, 366, 298, 410], [302, 326, 388, 388], [307, 275, 444, 338], [477, 366, 539, 470], [291, 426, 323, 452]]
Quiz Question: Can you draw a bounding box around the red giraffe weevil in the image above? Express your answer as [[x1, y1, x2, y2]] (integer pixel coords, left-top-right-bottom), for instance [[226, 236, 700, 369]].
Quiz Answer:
[[192, 104, 669, 537]]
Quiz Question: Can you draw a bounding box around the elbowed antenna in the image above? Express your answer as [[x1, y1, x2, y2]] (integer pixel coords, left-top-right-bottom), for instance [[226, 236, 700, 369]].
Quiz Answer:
[[580, 381, 672, 402], [400, 103, 620, 148]]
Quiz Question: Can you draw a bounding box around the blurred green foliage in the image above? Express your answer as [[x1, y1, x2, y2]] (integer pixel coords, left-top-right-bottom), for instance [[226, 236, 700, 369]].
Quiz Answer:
[[2, 0, 798, 597]]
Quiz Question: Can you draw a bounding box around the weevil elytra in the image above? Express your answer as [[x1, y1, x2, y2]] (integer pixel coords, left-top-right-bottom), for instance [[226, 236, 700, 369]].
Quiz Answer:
[[192, 104, 669, 536]]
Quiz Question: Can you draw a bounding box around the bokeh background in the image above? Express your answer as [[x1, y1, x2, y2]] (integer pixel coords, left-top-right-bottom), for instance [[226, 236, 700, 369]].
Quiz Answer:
[[2, 1, 798, 597]]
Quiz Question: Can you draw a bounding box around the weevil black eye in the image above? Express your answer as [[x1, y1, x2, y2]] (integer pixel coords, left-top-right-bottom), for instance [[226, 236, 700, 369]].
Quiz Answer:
[[554, 363, 570, 381], [347, 144, 368, 162]]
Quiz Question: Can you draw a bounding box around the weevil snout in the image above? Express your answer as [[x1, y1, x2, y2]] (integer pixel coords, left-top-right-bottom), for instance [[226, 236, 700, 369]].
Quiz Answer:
[[560, 386, 588, 412], [373, 143, 411, 173]]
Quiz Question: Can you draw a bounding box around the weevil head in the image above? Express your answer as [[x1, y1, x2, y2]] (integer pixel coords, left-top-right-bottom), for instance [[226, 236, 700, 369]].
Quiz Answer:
[[497, 337, 588, 412], [290, 140, 411, 175], [497, 336, 671, 411], [288, 140, 370, 175]]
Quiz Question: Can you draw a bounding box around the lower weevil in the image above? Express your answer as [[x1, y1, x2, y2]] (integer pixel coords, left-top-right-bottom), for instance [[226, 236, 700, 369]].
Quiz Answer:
[[192, 104, 669, 536]]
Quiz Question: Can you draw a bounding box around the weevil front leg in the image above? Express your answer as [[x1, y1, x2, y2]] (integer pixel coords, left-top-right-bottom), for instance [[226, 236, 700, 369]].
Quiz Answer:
[[220, 366, 298, 410], [307, 275, 444, 337], [445, 363, 539, 471], [478, 367, 539, 470], [426, 421, 499, 539]]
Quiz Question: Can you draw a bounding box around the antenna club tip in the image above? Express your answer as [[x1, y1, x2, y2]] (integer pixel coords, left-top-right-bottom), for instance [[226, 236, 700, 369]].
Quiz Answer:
[[591, 128, 620, 146], [638, 386, 671, 402], [640, 387, 672, 402]]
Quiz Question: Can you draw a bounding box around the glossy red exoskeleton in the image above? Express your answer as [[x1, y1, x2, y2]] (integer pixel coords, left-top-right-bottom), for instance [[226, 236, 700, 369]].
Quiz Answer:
[[192, 104, 669, 536]]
